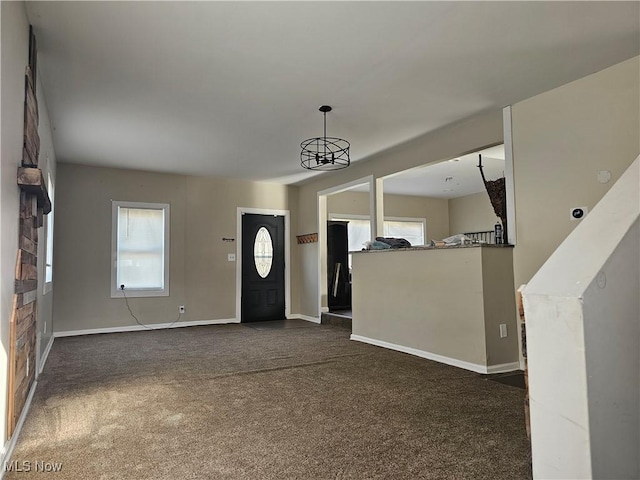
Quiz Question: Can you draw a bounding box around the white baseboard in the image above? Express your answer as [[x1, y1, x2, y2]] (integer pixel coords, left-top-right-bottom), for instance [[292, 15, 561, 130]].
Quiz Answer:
[[350, 334, 519, 374], [486, 362, 522, 374], [38, 335, 55, 375], [54, 318, 239, 338], [288, 314, 321, 324], [0, 378, 38, 480]]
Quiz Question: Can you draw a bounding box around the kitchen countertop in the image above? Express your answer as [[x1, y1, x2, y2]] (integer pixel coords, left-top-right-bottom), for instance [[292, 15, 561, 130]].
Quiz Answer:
[[351, 243, 513, 254]]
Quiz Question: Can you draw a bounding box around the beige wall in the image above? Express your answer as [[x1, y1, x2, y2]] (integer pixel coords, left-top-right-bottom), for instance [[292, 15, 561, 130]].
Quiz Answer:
[[326, 190, 370, 217], [297, 56, 639, 318], [53, 164, 298, 332], [327, 190, 450, 242], [481, 247, 517, 366], [184, 175, 296, 320], [448, 191, 496, 236], [296, 110, 504, 317], [351, 246, 519, 371], [0, 0, 30, 453], [53, 165, 188, 332], [385, 194, 449, 242], [511, 56, 640, 287]]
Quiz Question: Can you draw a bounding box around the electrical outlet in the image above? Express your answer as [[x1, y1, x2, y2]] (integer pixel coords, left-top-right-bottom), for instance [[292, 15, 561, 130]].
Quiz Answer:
[[228, 253, 236, 262], [26, 357, 30, 376], [179, 305, 185, 314], [499, 324, 508, 338]]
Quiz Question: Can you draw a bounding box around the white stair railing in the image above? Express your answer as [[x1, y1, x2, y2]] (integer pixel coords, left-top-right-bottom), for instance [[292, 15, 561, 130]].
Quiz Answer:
[[523, 156, 639, 479]]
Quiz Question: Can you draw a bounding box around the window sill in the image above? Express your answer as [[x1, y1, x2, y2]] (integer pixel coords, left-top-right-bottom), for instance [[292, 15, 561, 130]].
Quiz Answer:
[[111, 288, 169, 299]]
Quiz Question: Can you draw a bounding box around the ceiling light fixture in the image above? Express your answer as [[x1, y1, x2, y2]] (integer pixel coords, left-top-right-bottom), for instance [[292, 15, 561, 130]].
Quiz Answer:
[[300, 106, 350, 171]]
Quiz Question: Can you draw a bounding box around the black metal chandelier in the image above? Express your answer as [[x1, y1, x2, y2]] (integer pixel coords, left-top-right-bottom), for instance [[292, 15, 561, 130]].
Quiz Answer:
[[300, 106, 350, 171]]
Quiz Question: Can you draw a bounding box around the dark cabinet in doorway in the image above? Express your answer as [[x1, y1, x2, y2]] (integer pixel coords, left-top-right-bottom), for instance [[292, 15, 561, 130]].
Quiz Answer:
[[327, 221, 351, 311]]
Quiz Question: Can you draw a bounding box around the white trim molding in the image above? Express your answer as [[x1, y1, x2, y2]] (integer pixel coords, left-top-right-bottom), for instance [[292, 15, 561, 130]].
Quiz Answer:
[[503, 105, 517, 246], [43, 170, 55, 295], [350, 334, 520, 374], [486, 362, 522, 374], [54, 318, 238, 338], [317, 175, 375, 317], [288, 314, 321, 324], [0, 380, 38, 480], [110, 201, 171, 298], [38, 335, 55, 375]]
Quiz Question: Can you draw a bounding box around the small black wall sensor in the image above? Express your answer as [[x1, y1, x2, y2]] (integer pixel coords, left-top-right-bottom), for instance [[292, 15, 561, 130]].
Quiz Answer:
[[570, 206, 589, 221]]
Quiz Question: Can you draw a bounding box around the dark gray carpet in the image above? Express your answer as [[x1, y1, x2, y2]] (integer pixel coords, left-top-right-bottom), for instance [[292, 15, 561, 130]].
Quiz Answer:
[[487, 372, 526, 390], [243, 319, 319, 331], [6, 321, 532, 479]]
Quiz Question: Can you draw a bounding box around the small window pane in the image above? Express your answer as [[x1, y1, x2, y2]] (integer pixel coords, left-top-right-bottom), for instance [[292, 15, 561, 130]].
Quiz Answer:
[[384, 221, 425, 246], [45, 174, 55, 284], [117, 207, 165, 289], [332, 218, 371, 252], [346, 219, 371, 252], [254, 227, 273, 278]]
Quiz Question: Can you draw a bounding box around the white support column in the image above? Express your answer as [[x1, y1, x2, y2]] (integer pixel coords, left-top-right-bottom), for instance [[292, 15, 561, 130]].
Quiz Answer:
[[503, 106, 517, 245], [317, 194, 328, 313], [370, 177, 385, 240]]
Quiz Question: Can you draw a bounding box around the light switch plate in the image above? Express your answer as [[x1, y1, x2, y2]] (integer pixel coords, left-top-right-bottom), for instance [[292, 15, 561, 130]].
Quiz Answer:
[[499, 324, 508, 338]]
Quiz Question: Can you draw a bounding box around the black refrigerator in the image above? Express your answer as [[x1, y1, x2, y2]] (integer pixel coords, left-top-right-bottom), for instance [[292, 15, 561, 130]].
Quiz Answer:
[[327, 221, 351, 311]]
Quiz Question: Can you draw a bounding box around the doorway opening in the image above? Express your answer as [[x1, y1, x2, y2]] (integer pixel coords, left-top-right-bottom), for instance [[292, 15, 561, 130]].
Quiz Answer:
[[317, 176, 378, 318]]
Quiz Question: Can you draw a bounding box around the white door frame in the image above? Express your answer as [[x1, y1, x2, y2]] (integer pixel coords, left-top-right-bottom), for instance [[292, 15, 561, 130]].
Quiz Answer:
[[236, 207, 291, 322], [317, 176, 378, 315]]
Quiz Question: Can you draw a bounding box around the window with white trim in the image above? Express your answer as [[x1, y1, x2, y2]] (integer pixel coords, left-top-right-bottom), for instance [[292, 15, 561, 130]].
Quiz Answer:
[[330, 214, 426, 267], [111, 201, 170, 298], [383, 217, 426, 246], [43, 172, 55, 294]]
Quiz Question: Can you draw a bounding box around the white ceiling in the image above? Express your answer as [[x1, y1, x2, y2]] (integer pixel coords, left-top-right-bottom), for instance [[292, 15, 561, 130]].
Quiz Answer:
[[383, 144, 505, 199], [26, 2, 640, 185]]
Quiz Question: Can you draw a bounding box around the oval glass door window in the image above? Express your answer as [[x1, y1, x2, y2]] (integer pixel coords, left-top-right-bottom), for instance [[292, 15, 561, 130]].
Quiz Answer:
[[254, 227, 274, 278]]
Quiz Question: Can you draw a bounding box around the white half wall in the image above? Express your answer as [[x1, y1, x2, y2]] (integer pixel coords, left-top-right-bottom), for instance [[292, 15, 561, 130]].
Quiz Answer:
[[523, 156, 639, 479]]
